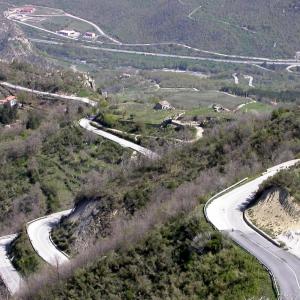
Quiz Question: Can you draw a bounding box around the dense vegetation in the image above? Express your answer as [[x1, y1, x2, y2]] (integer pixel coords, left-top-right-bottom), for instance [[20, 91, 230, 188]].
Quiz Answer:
[[29, 210, 275, 300], [52, 107, 300, 257], [0, 91, 129, 234], [257, 164, 300, 202], [8, 228, 42, 276], [0, 103, 17, 124]]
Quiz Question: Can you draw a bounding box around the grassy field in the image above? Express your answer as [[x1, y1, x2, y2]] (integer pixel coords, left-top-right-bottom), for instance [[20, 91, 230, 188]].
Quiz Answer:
[[116, 102, 183, 124], [157, 89, 247, 110], [240, 102, 274, 113], [27, 15, 95, 33]]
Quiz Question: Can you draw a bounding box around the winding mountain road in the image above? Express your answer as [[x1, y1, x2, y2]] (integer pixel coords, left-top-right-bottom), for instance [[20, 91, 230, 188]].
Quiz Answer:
[[206, 159, 300, 300], [0, 81, 159, 158], [79, 118, 159, 159], [244, 75, 254, 87], [0, 82, 97, 106], [0, 235, 23, 295], [27, 210, 72, 266], [232, 73, 239, 84]]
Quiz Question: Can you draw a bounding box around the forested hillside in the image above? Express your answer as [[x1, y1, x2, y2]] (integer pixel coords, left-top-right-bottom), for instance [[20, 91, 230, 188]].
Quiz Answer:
[[19, 107, 300, 299], [10, 0, 300, 57], [0, 61, 129, 235], [28, 210, 276, 300]]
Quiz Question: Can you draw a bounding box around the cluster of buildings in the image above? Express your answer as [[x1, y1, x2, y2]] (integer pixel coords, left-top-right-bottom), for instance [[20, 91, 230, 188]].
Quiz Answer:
[[0, 96, 18, 107], [57, 30, 97, 39]]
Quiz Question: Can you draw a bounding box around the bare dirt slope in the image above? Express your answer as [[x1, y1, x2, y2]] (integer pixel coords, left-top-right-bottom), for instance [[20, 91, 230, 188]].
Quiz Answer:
[[246, 187, 300, 237]]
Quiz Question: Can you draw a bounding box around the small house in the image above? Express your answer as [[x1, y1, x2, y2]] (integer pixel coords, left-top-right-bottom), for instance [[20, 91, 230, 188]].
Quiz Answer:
[[57, 30, 80, 38], [84, 32, 97, 39], [18, 6, 35, 14], [154, 100, 175, 110], [0, 96, 17, 107]]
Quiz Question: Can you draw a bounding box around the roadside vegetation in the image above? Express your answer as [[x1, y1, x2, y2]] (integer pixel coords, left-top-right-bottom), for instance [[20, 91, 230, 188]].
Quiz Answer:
[[221, 85, 300, 105], [0, 60, 100, 99], [27, 210, 275, 300], [51, 107, 300, 256], [8, 228, 42, 276], [256, 164, 300, 202], [0, 86, 129, 235], [0, 103, 18, 124], [16, 107, 296, 299]]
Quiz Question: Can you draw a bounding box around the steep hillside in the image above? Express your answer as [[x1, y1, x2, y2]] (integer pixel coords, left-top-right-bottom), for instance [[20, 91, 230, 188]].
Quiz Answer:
[[52, 107, 300, 256], [246, 165, 300, 257], [0, 61, 130, 235], [10, 0, 300, 57], [247, 187, 300, 236], [0, 17, 34, 61], [247, 165, 300, 236], [27, 210, 275, 300]]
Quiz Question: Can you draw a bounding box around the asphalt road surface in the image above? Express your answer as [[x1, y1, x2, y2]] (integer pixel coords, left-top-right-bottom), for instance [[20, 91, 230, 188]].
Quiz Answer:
[[206, 159, 300, 300], [0, 82, 97, 107], [27, 210, 72, 266], [79, 118, 159, 159], [0, 235, 23, 294]]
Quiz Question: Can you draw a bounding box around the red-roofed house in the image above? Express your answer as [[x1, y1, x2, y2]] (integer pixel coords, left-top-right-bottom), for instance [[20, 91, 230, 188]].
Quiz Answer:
[[19, 6, 35, 14]]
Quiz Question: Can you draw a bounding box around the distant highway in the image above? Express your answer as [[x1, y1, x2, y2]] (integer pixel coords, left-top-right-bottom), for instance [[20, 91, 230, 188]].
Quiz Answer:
[[29, 38, 300, 67], [287, 65, 300, 74], [206, 159, 300, 300], [6, 6, 300, 65], [232, 73, 239, 84]]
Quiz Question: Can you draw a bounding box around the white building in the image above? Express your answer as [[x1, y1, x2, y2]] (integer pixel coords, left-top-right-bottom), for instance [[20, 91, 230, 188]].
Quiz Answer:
[[57, 30, 80, 38], [84, 32, 97, 39]]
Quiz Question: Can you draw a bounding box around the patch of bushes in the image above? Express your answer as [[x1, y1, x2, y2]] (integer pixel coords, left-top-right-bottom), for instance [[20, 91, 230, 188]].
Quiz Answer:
[[31, 212, 275, 299], [257, 164, 300, 202], [0, 103, 17, 124], [8, 228, 42, 276], [51, 221, 77, 254]]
